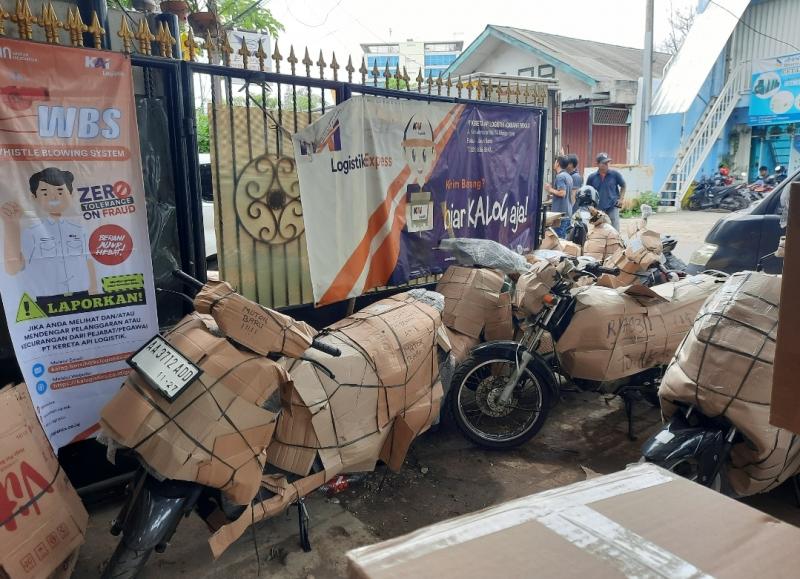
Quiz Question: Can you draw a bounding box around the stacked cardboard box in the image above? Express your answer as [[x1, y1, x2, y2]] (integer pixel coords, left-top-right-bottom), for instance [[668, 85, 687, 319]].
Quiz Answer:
[[555, 274, 724, 381], [583, 223, 623, 262], [603, 229, 662, 286], [539, 228, 582, 256], [346, 463, 800, 578], [101, 314, 285, 505], [512, 260, 558, 317], [660, 271, 797, 496], [0, 384, 88, 579], [436, 266, 513, 341]]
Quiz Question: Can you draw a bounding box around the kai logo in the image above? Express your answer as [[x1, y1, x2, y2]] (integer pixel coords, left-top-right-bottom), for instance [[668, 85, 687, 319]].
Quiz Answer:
[[410, 121, 424, 131], [38, 105, 121, 139], [85, 56, 110, 69], [0, 46, 10, 59]]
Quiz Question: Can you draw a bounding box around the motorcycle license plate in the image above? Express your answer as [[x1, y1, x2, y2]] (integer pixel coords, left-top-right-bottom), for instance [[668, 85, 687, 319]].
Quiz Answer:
[[128, 335, 202, 402]]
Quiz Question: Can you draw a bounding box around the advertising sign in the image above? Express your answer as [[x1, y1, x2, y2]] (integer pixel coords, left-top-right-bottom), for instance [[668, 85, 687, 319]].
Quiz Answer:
[[0, 39, 158, 449], [749, 52, 800, 125], [293, 96, 543, 305]]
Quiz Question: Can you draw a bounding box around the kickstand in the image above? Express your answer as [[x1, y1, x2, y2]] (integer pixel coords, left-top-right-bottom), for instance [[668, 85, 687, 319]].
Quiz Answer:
[[624, 395, 636, 441], [295, 498, 312, 552], [792, 476, 800, 509]]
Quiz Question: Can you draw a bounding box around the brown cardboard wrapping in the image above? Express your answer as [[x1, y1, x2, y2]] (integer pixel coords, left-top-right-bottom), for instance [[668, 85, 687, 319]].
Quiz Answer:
[[772, 185, 800, 434], [208, 293, 444, 557], [436, 266, 511, 339], [561, 240, 582, 257], [512, 260, 558, 317], [345, 463, 800, 579], [100, 314, 285, 505], [555, 274, 722, 381], [544, 212, 564, 227], [660, 271, 796, 496], [583, 223, 623, 262], [194, 280, 316, 358], [269, 293, 442, 476], [444, 328, 480, 364], [0, 384, 88, 579], [603, 228, 662, 285], [539, 228, 562, 250]]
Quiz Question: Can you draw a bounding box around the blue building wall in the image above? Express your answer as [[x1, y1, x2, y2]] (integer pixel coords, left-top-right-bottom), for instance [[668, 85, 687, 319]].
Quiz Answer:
[[647, 48, 729, 189]]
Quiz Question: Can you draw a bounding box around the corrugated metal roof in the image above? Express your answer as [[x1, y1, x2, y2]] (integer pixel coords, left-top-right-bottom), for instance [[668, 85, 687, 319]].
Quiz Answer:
[[730, 0, 800, 68], [651, 0, 750, 115], [491, 26, 671, 82]]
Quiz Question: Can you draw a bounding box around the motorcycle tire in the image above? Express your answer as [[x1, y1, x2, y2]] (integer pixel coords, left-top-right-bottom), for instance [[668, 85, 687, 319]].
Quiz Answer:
[[719, 194, 749, 212], [688, 197, 702, 211], [449, 349, 552, 450], [101, 543, 153, 579], [663, 253, 687, 272]]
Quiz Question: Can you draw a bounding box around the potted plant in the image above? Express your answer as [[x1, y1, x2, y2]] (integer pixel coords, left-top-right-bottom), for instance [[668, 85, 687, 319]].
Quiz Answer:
[[160, 0, 190, 22], [187, 1, 218, 35], [133, 0, 159, 12]]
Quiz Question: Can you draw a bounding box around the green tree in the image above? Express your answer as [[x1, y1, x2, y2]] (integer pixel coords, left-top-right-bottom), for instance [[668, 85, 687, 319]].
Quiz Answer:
[[196, 108, 210, 153], [214, 0, 283, 36]]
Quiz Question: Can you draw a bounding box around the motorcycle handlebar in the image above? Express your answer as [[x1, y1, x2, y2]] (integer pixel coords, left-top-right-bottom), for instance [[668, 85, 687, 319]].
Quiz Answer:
[[596, 266, 620, 276], [172, 270, 204, 291], [311, 339, 342, 357]]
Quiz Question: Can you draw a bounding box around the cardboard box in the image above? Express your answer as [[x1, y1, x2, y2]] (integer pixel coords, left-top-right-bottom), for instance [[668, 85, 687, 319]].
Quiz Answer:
[[561, 240, 582, 257], [544, 212, 564, 227], [512, 261, 558, 317], [604, 228, 663, 286], [772, 184, 800, 435], [662, 271, 795, 496], [346, 463, 800, 579], [436, 266, 511, 339], [538, 228, 562, 250], [555, 274, 723, 381], [101, 314, 285, 505], [194, 280, 316, 358], [583, 223, 623, 262], [0, 385, 88, 579], [444, 327, 480, 364]]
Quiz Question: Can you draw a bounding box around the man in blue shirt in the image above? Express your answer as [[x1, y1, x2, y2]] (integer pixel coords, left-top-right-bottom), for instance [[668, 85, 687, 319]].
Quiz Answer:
[[544, 155, 573, 237], [586, 152, 626, 231], [567, 154, 583, 190]]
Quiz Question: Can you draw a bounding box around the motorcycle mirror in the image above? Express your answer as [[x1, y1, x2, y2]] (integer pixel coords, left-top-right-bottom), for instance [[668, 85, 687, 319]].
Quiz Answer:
[[741, 172, 747, 179], [640, 204, 653, 219]]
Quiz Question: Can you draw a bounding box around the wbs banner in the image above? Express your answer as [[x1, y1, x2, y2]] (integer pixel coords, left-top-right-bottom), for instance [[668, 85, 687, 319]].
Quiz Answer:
[[293, 96, 543, 305], [0, 39, 158, 449]]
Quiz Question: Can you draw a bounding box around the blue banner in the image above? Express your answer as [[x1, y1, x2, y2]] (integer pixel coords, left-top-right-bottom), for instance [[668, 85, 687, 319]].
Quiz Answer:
[[294, 96, 545, 305], [749, 53, 800, 125]]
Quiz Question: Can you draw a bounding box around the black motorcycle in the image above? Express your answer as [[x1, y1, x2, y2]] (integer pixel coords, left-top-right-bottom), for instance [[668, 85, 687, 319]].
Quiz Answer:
[[448, 260, 672, 450], [641, 403, 737, 492], [688, 174, 750, 212]]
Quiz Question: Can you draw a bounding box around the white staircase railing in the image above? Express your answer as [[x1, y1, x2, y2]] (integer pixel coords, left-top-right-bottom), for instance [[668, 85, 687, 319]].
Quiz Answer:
[[658, 62, 750, 207]]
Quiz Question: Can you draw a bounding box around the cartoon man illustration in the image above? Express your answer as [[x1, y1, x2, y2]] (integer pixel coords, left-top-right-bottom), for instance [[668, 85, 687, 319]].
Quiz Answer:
[[2, 167, 97, 299], [391, 114, 440, 282]]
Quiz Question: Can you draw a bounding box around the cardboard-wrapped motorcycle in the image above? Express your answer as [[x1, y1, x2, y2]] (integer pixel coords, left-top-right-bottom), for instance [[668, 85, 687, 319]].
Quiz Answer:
[[98, 271, 445, 578]]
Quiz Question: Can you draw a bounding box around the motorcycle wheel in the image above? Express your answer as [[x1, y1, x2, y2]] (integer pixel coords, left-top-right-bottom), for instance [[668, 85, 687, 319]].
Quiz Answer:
[[688, 197, 702, 211], [719, 194, 749, 212], [450, 350, 552, 449], [101, 543, 152, 579]]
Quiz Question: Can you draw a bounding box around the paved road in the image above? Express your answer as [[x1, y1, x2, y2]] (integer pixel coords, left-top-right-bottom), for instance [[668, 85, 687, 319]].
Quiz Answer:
[[620, 210, 723, 263]]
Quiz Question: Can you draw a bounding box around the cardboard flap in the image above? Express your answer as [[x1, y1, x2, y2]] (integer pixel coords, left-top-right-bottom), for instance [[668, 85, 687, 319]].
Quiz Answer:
[[622, 284, 669, 303]]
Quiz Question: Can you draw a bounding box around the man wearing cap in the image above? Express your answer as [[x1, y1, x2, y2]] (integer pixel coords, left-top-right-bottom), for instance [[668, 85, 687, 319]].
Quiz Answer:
[[586, 153, 626, 231]]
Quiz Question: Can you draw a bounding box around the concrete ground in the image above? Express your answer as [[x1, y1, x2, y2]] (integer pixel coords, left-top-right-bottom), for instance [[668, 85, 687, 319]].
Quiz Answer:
[[620, 210, 723, 263], [77, 209, 771, 578]]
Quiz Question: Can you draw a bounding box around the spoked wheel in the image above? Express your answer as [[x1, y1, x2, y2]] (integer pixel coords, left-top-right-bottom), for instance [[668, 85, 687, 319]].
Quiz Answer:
[[450, 351, 552, 449]]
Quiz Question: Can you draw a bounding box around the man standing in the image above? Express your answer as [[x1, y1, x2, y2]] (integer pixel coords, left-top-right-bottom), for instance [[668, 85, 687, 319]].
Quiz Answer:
[[586, 153, 626, 231], [544, 155, 573, 237], [567, 154, 583, 194]]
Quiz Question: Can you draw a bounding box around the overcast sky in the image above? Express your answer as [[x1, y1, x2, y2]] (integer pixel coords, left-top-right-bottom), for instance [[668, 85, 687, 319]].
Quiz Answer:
[[266, 0, 697, 66]]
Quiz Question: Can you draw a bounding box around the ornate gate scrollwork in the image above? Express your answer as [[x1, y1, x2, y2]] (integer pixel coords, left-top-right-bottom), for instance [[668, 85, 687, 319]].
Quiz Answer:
[[234, 154, 304, 244]]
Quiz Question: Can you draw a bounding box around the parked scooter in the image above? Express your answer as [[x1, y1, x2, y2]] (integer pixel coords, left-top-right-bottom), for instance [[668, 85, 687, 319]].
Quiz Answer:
[[688, 174, 750, 212]]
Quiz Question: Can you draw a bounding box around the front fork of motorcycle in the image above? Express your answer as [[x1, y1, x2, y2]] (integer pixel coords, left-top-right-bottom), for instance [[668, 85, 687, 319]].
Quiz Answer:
[[497, 307, 554, 405]]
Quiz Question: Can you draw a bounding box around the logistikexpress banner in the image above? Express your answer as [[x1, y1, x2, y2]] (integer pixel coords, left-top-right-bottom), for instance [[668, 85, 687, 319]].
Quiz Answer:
[[293, 96, 542, 305], [0, 39, 158, 449]]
